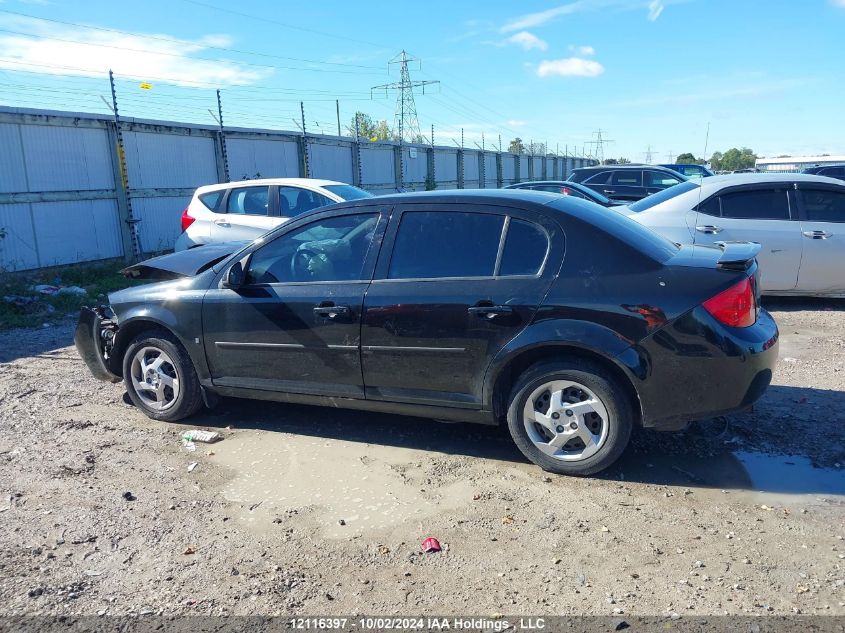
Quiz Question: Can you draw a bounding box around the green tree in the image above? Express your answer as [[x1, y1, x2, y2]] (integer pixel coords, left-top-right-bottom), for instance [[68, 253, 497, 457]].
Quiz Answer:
[[675, 152, 704, 164], [508, 137, 525, 154], [714, 147, 757, 172], [347, 112, 393, 141]]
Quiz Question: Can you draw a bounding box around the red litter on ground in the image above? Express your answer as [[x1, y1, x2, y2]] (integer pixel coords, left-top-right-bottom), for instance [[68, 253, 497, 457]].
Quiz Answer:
[[422, 537, 441, 553]]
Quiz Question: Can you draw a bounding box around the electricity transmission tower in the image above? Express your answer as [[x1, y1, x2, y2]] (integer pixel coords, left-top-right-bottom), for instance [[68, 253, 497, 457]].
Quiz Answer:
[[371, 51, 439, 144], [586, 129, 614, 163], [643, 145, 657, 164]]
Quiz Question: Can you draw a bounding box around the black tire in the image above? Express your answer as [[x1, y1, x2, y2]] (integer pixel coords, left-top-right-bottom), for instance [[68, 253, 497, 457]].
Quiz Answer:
[[122, 328, 204, 422], [506, 359, 633, 476]]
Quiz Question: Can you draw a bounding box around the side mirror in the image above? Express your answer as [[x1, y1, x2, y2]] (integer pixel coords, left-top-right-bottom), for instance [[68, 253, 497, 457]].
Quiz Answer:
[[222, 261, 245, 289]]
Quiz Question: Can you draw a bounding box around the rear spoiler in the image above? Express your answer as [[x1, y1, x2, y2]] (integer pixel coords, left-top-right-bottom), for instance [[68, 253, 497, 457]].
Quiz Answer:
[[713, 241, 761, 271]]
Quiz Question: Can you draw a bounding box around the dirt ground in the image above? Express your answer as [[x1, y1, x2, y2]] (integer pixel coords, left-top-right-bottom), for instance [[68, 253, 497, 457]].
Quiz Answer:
[[0, 298, 843, 618]]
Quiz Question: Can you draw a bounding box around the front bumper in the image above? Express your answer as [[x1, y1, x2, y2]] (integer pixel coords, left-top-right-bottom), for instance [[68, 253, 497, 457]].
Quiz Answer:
[[633, 306, 779, 429], [73, 307, 121, 383]]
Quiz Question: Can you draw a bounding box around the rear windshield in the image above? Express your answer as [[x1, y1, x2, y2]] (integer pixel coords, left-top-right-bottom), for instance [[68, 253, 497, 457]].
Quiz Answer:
[[323, 184, 374, 200], [547, 198, 679, 263], [628, 180, 699, 213]]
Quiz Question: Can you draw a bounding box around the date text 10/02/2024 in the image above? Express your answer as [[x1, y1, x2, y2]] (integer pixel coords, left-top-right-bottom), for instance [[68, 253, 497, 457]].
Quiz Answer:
[[288, 617, 547, 631]]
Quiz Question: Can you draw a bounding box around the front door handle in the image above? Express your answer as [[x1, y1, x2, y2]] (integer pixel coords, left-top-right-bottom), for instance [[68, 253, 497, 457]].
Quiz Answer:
[[468, 305, 514, 319], [603, 189, 615, 194], [214, 219, 231, 227], [313, 303, 352, 319], [696, 225, 723, 234], [802, 230, 832, 239]]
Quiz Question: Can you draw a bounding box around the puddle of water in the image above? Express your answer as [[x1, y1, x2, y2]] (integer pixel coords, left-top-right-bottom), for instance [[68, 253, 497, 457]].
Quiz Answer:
[[212, 429, 475, 539], [733, 451, 844, 497]]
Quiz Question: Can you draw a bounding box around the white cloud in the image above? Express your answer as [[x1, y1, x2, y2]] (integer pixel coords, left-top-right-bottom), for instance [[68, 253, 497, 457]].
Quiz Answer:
[[648, 0, 665, 21], [502, 2, 586, 32], [569, 44, 596, 56], [536, 57, 605, 78], [505, 31, 548, 51], [831, 0, 845, 7], [0, 16, 268, 86], [507, 119, 528, 127], [503, 0, 673, 32]]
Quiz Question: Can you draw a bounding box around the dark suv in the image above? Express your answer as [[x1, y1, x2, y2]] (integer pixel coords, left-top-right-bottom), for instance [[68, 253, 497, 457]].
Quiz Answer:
[[568, 165, 687, 202], [802, 164, 845, 181], [76, 190, 777, 476]]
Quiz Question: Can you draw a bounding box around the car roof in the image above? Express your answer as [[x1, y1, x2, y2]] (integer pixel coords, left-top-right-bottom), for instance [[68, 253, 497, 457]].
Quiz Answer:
[[356, 188, 561, 206], [504, 180, 572, 187], [698, 172, 845, 190], [196, 178, 346, 193], [572, 164, 674, 171]]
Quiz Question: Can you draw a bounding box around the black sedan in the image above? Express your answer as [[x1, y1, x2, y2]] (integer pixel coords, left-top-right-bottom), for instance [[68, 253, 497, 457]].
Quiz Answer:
[[75, 190, 778, 476], [503, 180, 620, 207]]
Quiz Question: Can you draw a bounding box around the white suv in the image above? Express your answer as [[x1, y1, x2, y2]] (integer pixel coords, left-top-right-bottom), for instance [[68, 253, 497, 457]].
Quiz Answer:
[[175, 178, 373, 251]]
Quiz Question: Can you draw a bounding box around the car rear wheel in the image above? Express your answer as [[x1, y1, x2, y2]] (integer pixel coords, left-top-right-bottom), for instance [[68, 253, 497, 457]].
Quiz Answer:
[[506, 360, 633, 476], [122, 329, 203, 422]]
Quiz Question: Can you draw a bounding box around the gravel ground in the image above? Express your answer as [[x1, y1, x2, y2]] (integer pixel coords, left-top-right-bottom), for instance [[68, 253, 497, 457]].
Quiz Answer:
[[0, 298, 843, 617]]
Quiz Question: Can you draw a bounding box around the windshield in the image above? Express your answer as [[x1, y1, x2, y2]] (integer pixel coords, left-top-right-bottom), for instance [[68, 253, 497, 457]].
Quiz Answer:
[[323, 184, 374, 200], [628, 180, 700, 213]]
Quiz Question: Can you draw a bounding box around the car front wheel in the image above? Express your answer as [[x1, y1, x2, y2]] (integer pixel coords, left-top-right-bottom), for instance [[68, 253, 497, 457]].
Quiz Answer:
[[122, 329, 203, 421], [506, 360, 633, 476]]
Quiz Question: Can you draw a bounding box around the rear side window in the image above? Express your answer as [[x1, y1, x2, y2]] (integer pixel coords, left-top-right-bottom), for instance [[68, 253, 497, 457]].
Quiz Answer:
[[499, 219, 548, 276], [389, 211, 504, 279], [198, 190, 224, 211], [612, 170, 643, 186], [719, 189, 790, 220], [646, 170, 682, 188], [800, 189, 845, 223], [584, 171, 611, 185], [820, 167, 845, 180], [322, 184, 374, 200], [227, 186, 269, 215]]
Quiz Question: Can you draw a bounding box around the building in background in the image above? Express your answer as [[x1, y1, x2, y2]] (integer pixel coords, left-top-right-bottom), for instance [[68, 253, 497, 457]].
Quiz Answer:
[[756, 154, 845, 173]]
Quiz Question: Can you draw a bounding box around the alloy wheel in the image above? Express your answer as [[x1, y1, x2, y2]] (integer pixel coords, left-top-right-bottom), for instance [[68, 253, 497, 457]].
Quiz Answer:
[[129, 346, 180, 411]]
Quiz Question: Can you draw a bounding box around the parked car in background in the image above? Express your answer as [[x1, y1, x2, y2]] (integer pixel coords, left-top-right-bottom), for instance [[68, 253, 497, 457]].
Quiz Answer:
[[567, 165, 687, 202], [659, 163, 714, 178], [76, 190, 777, 477], [618, 173, 845, 297], [175, 178, 373, 251], [503, 180, 621, 207], [802, 164, 845, 181]]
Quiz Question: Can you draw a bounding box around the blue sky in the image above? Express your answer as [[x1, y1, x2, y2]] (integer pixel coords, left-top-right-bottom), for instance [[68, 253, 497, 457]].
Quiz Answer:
[[0, 0, 843, 160]]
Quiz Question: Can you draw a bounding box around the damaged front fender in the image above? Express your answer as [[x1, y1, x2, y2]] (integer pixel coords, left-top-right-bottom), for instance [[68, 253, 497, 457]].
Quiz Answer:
[[73, 306, 121, 383]]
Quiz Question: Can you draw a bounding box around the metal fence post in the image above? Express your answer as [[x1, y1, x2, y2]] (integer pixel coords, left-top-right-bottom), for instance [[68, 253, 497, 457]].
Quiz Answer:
[[496, 150, 503, 188], [427, 145, 435, 190], [514, 154, 521, 184], [393, 144, 403, 191], [457, 148, 465, 189], [478, 150, 485, 188], [352, 115, 363, 187], [106, 122, 137, 263]]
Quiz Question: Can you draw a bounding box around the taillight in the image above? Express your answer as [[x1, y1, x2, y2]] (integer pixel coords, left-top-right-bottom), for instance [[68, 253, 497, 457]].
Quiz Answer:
[[702, 276, 757, 327], [180, 207, 195, 232]]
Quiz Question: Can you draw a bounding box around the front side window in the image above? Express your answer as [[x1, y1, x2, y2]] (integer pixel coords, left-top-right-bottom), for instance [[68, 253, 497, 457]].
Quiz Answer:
[[389, 211, 504, 279], [646, 170, 682, 188], [800, 189, 845, 223], [280, 186, 334, 217], [322, 184, 374, 201], [227, 186, 269, 215], [245, 213, 379, 284], [611, 170, 643, 186], [719, 189, 790, 220], [499, 219, 549, 276]]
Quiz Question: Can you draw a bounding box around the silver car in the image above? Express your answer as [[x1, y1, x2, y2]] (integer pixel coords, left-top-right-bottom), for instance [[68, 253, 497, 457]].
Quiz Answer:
[[619, 173, 845, 297]]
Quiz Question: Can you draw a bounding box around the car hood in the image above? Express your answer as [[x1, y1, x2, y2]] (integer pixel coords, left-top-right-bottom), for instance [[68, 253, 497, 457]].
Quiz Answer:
[[121, 242, 247, 280]]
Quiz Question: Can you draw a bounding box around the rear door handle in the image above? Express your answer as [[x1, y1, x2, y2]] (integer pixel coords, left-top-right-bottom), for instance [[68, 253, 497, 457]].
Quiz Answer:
[[696, 225, 723, 234], [468, 305, 514, 319], [313, 304, 352, 319], [802, 230, 832, 239], [603, 189, 615, 194], [214, 219, 230, 227]]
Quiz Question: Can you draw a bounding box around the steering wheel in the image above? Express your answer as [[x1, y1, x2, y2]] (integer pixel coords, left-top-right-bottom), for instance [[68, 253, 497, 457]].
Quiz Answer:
[[290, 248, 321, 280]]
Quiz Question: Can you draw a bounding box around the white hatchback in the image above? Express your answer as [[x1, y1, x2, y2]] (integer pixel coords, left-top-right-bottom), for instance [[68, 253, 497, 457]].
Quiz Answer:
[[619, 173, 845, 297], [175, 178, 373, 251]]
